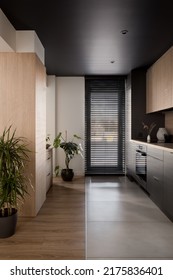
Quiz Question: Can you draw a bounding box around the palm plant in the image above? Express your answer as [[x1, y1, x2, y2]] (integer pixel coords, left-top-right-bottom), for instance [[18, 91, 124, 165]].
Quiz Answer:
[[0, 126, 31, 217]]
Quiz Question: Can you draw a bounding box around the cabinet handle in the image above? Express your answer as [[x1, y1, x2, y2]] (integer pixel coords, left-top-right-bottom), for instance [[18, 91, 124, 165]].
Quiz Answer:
[[153, 176, 159, 182]]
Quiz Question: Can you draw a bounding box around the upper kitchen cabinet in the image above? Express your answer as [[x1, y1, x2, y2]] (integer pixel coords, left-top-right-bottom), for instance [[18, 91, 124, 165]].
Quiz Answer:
[[146, 46, 173, 113], [146, 64, 157, 112]]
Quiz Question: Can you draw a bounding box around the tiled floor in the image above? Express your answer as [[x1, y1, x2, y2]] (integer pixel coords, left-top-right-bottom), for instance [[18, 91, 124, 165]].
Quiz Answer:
[[85, 176, 173, 259]]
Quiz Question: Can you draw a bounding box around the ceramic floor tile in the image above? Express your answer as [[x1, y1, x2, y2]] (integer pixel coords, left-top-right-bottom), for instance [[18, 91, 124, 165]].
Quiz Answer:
[[87, 201, 169, 222], [87, 187, 149, 202], [86, 176, 137, 189], [87, 221, 173, 259], [85, 176, 173, 259]]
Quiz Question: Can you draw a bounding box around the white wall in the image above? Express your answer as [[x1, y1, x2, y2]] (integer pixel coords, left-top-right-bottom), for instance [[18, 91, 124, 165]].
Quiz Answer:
[[46, 76, 56, 144], [46, 75, 56, 170], [56, 77, 85, 175]]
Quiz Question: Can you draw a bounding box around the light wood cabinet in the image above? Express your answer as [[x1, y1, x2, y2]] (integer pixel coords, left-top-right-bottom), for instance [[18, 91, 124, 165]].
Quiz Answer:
[[0, 53, 46, 217], [146, 46, 173, 113], [146, 65, 158, 112]]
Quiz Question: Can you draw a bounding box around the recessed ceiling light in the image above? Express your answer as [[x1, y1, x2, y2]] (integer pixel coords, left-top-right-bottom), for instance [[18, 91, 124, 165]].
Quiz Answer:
[[121, 29, 128, 35]]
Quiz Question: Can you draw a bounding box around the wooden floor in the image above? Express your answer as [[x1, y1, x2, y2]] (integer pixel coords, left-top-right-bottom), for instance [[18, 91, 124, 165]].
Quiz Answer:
[[0, 176, 85, 260]]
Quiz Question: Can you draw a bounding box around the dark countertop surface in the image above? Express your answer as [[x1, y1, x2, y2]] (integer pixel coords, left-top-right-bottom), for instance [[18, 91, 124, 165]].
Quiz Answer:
[[150, 142, 173, 149], [131, 139, 173, 151]]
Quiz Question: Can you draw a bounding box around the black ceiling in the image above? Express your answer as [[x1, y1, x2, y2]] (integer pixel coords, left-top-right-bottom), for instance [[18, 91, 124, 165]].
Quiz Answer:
[[1, 0, 173, 76]]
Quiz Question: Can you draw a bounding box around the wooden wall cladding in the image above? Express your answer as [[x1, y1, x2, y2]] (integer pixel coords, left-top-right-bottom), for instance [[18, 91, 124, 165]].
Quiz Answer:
[[0, 52, 46, 216], [165, 111, 173, 135]]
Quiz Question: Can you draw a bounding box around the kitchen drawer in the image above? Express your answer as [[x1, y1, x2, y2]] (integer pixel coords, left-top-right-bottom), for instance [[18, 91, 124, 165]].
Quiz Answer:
[[147, 155, 163, 208], [147, 146, 163, 160]]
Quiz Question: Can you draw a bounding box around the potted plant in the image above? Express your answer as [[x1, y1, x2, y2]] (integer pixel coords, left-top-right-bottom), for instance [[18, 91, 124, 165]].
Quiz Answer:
[[142, 122, 156, 143], [53, 131, 83, 181], [0, 126, 32, 238]]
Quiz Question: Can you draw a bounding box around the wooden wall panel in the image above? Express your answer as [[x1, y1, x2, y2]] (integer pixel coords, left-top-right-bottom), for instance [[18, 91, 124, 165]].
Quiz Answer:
[[16, 53, 36, 216], [165, 111, 173, 135], [0, 53, 17, 127], [0, 52, 46, 216]]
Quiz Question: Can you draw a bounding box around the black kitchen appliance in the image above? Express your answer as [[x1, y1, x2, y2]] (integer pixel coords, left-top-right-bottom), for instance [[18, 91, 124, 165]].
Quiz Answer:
[[135, 144, 147, 191]]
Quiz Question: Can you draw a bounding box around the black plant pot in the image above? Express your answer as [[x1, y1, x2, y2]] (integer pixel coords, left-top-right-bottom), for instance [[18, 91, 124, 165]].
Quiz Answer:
[[0, 208, 18, 238], [61, 168, 74, 181]]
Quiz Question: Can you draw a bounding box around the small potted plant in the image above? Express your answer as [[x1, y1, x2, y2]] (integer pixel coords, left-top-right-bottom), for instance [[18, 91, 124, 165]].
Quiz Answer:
[[53, 131, 83, 181], [0, 125, 32, 238], [142, 122, 156, 143]]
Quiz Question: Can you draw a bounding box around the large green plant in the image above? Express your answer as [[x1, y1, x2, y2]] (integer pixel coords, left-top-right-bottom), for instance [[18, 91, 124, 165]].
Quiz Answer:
[[0, 126, 31, 217], [53, 131, 83, 176]]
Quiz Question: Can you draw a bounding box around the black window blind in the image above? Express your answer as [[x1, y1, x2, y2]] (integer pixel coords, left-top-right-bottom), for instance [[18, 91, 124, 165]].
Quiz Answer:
[[85, 77, 125, 175]]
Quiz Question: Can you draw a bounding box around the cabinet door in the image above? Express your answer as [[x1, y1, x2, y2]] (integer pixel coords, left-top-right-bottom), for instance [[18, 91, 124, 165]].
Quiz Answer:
[[163, 151, 173, 220], [146, 66, 157, 113], [156, 49, 173, 110], [147, 155, 163, 208], [146, 47, 173, 113]]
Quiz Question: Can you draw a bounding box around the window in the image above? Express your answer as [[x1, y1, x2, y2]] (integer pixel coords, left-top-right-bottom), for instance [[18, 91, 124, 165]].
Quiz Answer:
[[85, 77, 125, 174]]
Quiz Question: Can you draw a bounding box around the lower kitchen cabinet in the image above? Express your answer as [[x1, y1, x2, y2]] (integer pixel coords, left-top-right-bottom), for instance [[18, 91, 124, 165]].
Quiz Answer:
[[163, 151, 173, 220], [128, 140, 173, 222], [147, 147, 164, 209]]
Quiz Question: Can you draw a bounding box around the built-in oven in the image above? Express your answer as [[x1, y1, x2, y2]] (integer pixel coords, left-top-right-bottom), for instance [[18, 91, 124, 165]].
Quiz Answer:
[[135, 144, 147, 191]]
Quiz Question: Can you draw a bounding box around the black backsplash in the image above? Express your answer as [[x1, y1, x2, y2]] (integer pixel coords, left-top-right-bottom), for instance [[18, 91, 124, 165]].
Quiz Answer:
[[130, 68, 165, 142]]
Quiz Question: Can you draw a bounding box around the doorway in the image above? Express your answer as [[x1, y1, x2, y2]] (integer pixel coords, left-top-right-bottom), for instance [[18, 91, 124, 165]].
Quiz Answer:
[[85, 77, 125, 175]]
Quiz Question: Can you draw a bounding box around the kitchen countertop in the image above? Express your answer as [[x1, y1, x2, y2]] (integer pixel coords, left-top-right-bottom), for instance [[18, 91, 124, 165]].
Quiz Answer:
[[130, 139, 173, 152]]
